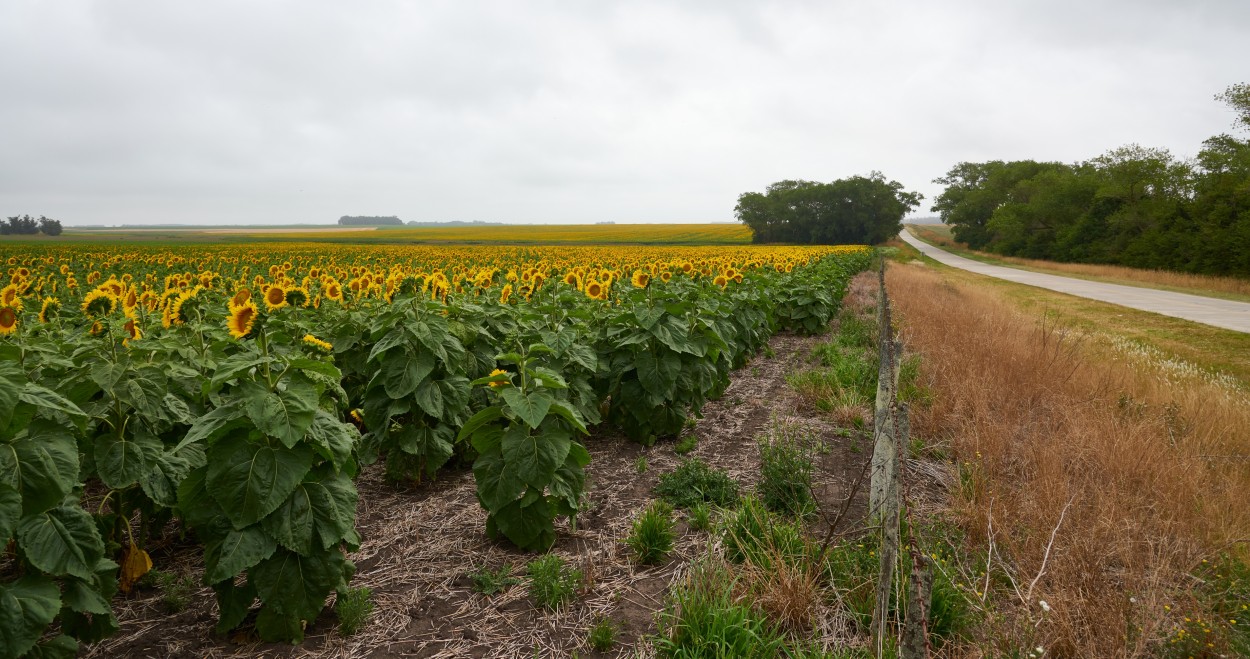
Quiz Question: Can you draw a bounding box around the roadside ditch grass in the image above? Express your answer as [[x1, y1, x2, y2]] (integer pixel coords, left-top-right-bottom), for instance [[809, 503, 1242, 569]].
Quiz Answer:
[[887, 257, 1250, 656], [905, 224, 1250, 303], [887, 236, 1250, 386]]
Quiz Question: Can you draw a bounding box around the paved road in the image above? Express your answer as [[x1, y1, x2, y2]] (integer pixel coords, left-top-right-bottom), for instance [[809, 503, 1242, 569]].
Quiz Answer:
[[899, 228, 1250, 334]]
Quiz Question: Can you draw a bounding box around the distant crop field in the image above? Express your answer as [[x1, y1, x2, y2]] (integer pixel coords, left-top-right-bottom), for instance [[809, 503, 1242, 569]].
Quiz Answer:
[[61, 223, 754, 245]]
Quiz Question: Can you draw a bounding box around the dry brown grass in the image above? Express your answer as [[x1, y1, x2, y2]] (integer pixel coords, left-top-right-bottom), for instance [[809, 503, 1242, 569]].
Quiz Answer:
[[907, 224, 1250, 300], [887, 262, 1250, 657]]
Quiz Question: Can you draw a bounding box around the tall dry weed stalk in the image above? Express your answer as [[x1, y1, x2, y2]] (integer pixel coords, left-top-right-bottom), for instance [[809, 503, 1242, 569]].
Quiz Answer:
[[884, 263, 1249, 657]]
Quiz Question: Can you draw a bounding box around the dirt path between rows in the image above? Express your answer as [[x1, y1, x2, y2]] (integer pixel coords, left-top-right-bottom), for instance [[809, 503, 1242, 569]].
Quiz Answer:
[[86, 274, 882, 659]]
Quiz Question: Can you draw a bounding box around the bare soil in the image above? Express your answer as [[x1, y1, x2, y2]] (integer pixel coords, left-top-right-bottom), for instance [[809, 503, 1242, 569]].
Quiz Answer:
[[85, 275, 885, 659]]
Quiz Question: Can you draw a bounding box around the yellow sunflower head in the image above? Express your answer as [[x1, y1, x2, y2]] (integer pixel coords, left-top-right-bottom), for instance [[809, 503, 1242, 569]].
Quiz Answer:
[[264, 285, 288, 310], [487, 368, 510, 389], [0, 306, 17, 335], [0, 284, 21, 311], [584, 279, 604, 300], [500, 284, 513, 304], [226, 300, 258, 340], [324, 280, 343, 302], [231, 288, 251, 308], [713, 275, 728, 288], [122, 318, 142, 344], [630, 270, 650, 289], [302, 334, 333, 352]]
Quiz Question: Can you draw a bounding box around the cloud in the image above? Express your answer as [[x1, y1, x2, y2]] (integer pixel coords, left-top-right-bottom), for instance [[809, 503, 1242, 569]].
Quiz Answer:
[[1, 0, 1247, 224]]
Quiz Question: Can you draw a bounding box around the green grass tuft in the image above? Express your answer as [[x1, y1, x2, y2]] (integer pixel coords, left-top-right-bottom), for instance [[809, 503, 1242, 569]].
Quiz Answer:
[[335, 587, 374, 637], [526, 554, 582, 610], [655, 457, 740, 510], [627, 501, 677, 565], [687, 502, 713, 532], [757, 422, 816, 518], [587, 617, 618, 652], [470, 563, 522, 595]]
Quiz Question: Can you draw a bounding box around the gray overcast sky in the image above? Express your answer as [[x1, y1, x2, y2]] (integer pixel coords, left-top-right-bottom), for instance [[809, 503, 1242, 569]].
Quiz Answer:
[[2, 1, 1248, 226]]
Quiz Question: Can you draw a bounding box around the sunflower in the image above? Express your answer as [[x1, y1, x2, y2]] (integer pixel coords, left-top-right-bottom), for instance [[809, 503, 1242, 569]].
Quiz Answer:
[[168, 287, 200, 325], [630, 270, 650, 289], [226, 300, 258, 339], [302, 334, 332, 352], [713, 275, 728, 288], [0, 284, 21, 311], [0, 306, 17, 335], [82, 289, 119, 319], [123, 318, 142, 344], [487, 368, 510, 389], [584, 279, 604, 300], [264, 284, 288, 310], [563, 271, 581, 290], [324, 280, 343, 302], [500, 284, 513, 304], [39, 297, 60, 323], [660, 271, 672, 283], [284, 287, 309, 308], [231, 288, 251, 308]]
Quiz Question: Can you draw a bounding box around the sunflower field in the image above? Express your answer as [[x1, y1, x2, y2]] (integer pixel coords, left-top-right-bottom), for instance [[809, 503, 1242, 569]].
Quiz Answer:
[[0, 241, 872, 653]]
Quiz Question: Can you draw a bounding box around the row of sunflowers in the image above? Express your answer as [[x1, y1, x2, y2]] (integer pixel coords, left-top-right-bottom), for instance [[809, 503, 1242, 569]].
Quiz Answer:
[[0, 241, 872, 653]]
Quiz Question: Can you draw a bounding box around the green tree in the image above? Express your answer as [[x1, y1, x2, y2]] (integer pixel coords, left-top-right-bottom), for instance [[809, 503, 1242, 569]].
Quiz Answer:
[[1216, 83, 1250, 132], [928, 82, 1250, 276], [734, 173, 921, 245], [38, 216, 63, 236]]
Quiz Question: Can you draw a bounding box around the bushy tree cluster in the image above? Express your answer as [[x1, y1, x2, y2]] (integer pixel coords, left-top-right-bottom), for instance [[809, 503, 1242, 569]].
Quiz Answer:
[[338, 215, 403, 226], [931, 84, 1250, 276], [2, 215, 62, 236], [735, 172, 922, 245]]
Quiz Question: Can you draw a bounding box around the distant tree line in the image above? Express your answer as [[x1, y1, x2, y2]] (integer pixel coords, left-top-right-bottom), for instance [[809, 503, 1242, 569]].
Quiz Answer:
[[932, 83, 1250, 276], [2, 215, 62, 236], [735, 172, 922, 244], [338, 215, 403, 226]]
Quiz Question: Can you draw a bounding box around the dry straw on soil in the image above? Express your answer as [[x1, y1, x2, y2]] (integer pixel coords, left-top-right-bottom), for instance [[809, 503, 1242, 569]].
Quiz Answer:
[[888, 262, 1250, 656]]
